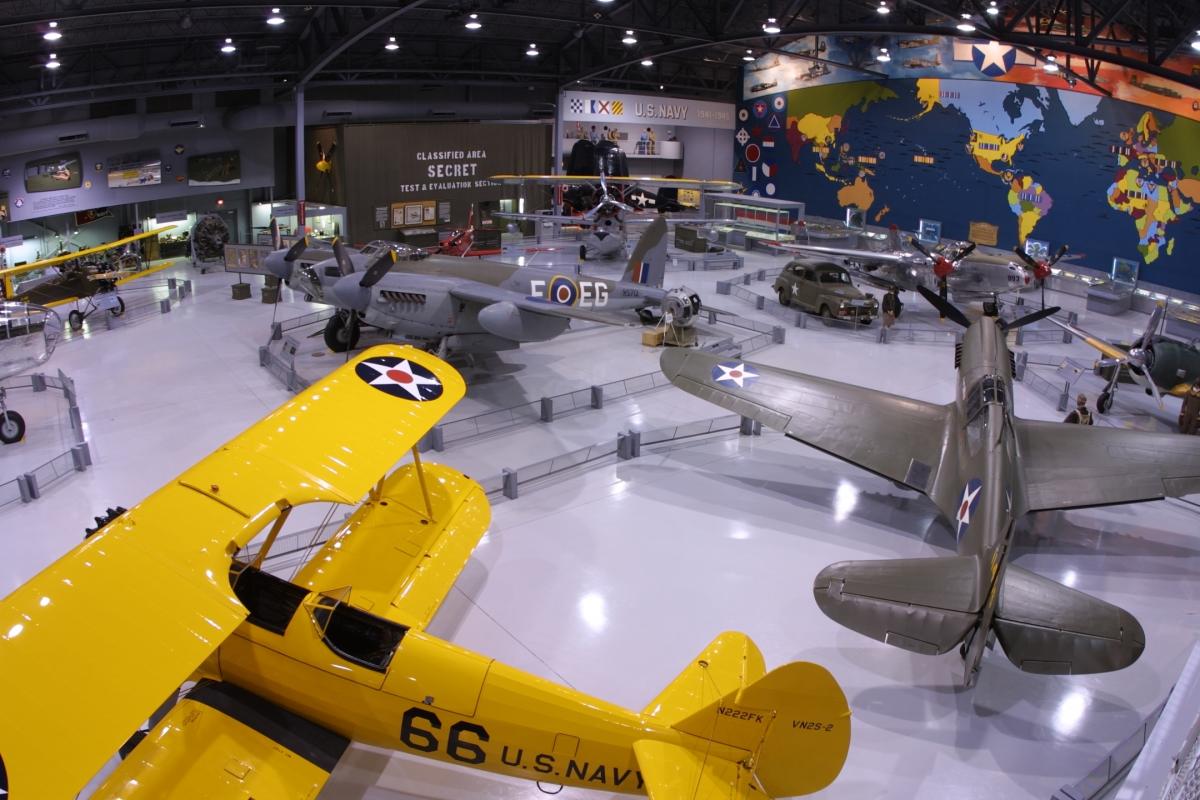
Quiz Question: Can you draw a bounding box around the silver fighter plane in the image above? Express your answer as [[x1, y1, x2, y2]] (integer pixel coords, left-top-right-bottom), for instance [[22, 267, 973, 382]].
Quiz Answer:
[[265, 218, 703, 355], [775, 227, 1035, 301], [660, 288, 1200, 687]]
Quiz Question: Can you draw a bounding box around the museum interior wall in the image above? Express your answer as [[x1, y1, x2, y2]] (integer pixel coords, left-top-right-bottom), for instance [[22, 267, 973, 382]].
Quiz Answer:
[[738, 35, 1200, 295]]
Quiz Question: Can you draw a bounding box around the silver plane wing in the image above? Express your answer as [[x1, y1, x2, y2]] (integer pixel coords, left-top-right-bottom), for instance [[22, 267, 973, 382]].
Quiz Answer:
[[659, 349, 951, 493], [1015, 418, 1200, 511], [774, 242, 914, 264]]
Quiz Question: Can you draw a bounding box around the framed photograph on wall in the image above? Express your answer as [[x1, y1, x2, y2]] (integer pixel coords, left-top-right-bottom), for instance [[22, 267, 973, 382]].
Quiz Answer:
[[25, 152, 83, 192], [404, 204, 423, 225], [422, 204, 435, 223]]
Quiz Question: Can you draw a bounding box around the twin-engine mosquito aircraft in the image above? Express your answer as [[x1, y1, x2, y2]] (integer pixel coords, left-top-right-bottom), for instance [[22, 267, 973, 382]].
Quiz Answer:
[[774, 226, 1038, 301], [1050, 301, 1200, 413], [265, 217, 706, 354], [661, 288, 1200, 688], [0, 346, 851, 798], [491, 172, 739, 260]]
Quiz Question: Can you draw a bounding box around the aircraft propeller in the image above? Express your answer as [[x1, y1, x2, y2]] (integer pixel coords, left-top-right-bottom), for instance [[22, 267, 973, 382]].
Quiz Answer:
[[269, 217, 283, 251], [1013, 243, 1069, 308], [909, 237, 975, 280], [999, 305, 1062, 332], [916, 285, 971, 328], [331, 238, 355, 277], [1113, 302, 1165, 409], [358, 248, 398, 289]]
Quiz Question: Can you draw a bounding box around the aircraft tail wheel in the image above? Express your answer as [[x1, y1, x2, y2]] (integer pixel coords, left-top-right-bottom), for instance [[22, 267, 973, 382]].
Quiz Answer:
[[110, 297, 126, 317], [0, 410, 26, 444], [1097, 392, 1113, 414], [68, 309, 84, 331], [323, 312, 360, 352]]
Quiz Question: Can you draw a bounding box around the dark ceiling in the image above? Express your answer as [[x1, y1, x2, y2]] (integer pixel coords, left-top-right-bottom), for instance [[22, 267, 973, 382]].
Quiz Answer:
[[1, 0, 1197, 119]]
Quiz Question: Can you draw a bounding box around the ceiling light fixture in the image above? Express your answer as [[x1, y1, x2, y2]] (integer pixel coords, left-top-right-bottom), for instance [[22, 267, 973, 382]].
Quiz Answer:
[[1042, 54, 1059, 72], [1192, 31, 1200, 51], [877, 47, 891, 62], [464, 13, 481, 30], [622, 29, 637, 44], [43, 21, 62, 41], [46, 52, 61, 69], [526, 43, 539, 56], [762, 17, 781, 34], [743, 49, 754, 61], [956, 14, 976, 32], [986, 1, 1000, 16], [659, 84, 664, 90], [385, 36, 399, 50], [267, 7, 285, 25], [220, 37, 237, 53], [876, 2, 890, 16], [641, 58, 653, 66]]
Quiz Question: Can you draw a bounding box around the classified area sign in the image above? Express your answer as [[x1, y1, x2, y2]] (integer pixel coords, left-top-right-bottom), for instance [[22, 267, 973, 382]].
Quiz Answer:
[[562, 90, 735, 130]]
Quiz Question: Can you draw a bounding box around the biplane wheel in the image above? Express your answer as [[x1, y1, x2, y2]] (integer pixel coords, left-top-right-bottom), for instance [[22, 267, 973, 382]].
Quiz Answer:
[[324, 312, 360, 353], [1097, 391, 1113, 414], [110, 297, 126, 317], [68, 309, 84, 331], [0, 410, 25, 445]]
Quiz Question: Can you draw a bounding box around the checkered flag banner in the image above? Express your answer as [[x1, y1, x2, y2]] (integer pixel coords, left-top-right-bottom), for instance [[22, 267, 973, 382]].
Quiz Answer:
[[569, 98, 585, 114]]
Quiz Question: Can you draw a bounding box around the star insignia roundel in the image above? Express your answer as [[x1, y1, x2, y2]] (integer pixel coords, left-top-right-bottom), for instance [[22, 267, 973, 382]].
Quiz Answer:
[[355, 356, 443, 401], [711, 361, 759, 389]]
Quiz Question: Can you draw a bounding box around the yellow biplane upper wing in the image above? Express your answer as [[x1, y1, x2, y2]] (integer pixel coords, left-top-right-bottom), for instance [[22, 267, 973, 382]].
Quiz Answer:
[[0, 345, 465, 798], [10, 225, 177, 273], [93, 680, 350, 800], [490, 173, 742, 190]]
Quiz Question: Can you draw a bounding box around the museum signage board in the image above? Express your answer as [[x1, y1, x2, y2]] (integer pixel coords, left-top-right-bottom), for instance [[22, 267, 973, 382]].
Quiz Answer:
[[561, 90, 735, 130]]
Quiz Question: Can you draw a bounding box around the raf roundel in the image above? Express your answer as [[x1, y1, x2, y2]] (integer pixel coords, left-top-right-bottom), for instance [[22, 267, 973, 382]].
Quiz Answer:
[[355, 356, 444, 402], [547, 275, 579, 306]]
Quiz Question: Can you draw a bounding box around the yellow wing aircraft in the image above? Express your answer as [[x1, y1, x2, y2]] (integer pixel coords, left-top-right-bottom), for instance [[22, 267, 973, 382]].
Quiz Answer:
[[0, 344, 850, 799], [0, 225, 175, 305]]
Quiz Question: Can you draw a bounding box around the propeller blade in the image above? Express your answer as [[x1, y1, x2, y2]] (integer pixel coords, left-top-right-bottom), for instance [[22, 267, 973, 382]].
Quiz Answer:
[[284, 236, 309, 263], [1012, 245, 1040, 270], [332, 238, 355, 277], [269, 217, 282, 250], [916, 284, 971, 328], [358, 249, 397, 288], [953, 241, 977, 261], [1128, 363, 1166, 409], [1001, 305, 1062, 331], [908, 237, 934, 260], [1049, 243, 1069, 266], [1140, 302, 1165, 351]]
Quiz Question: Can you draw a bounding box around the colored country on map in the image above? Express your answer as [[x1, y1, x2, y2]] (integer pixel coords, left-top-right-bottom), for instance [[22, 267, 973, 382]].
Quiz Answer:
[[838, 176, 875, 212], [1006, 174, 1052, 241], [784, 80, 897, 162], [968, 130, 1025, 174]]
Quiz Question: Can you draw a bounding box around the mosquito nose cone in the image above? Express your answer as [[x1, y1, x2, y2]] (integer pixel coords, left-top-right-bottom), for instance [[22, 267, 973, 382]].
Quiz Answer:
[[264, 252, 294, 281]]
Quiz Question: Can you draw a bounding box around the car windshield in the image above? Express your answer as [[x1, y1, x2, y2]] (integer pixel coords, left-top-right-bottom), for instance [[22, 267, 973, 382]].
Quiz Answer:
[[818, 270, 850, 284]]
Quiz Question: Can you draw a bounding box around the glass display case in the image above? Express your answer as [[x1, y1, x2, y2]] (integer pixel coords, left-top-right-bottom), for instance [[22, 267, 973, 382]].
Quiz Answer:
[[704, 194, 805, 249]]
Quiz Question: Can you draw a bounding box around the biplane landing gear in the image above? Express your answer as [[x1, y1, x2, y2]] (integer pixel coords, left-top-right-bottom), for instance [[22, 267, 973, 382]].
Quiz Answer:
[[1097, 391, 1114, 415], [67, 294, 125, 331]]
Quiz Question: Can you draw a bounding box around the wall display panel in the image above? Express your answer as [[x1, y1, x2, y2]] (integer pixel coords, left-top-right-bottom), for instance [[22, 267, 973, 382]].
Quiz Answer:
[[25, 153, 82, 193], [187, 150, 241, 186], [107, 151, 162, 188], [735, 77, 1200, 295]]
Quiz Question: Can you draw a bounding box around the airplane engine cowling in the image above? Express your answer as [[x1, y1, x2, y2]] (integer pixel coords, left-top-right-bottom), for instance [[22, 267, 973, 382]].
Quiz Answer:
[[476, 301, 570, 343]]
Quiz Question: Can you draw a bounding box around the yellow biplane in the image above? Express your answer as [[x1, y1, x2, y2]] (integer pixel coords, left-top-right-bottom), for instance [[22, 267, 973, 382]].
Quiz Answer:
[[0, 345, 850, 799], [0, 226, 175, 327]]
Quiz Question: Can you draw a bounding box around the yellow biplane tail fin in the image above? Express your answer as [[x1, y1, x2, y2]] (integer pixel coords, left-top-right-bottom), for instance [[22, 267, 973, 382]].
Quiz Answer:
[[639, 632, 850, 798]]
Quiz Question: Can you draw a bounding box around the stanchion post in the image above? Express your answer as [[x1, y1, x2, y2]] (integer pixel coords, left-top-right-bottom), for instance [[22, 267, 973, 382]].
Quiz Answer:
[[501, 468, 518, 500], [590, 385, 604, 409], [539, 397, 554, 423]]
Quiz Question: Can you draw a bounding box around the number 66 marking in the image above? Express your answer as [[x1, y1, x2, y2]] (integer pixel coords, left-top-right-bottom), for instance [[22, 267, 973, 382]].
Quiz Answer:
[[400, 707, 490, 764]]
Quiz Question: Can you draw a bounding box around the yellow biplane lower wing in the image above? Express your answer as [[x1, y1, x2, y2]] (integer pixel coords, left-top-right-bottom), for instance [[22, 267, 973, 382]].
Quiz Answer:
[[93, 680, 349, 799], [0, 345, 466, 798]]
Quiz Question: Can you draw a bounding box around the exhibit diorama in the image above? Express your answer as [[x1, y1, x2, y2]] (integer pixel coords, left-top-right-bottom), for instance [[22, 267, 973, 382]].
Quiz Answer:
[[2, 1, 1200, 798]]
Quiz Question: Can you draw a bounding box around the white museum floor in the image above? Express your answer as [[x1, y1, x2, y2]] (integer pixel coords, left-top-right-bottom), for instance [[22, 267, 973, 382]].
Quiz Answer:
[[1, 245, 1197, 800]]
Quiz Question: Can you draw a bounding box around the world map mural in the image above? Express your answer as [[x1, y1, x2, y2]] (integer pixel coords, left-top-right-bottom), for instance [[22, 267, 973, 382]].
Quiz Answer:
[[736, 77, 1200, 294]]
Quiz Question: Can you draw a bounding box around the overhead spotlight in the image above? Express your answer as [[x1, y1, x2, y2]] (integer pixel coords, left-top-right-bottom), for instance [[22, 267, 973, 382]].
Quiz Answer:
[[596, 0, 615, 3], [986, 1, 1000, 16], [220, 37, 237, 53], [641, 58, 653, 66], [464, 13, 481, 30], [1042, 54, 1059, 72], [45, 52, 61, 69], [877, 47, 891, 62], [877, 2, 890, 15], [43, 21, 62, 41], [1192, 31, 1200, 51], [385, 36, 399, 50], [743, 49, 754, 62], [526, 43, 539, 56], [659, 84, 665, 90], [763, 17, 781, 34], [956, 13, 976, 32], [622, 29, 637, 44], [267, 7, 285, 25]]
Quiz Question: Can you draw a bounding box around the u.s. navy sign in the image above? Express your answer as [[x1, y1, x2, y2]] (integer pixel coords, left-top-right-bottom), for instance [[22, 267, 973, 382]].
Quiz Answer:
[[562, 90, 735, 130]]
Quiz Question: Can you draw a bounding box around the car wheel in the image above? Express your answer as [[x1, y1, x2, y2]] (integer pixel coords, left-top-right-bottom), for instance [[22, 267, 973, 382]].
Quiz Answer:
[[0, 410, 25, 444], [777, 286, 791, 307], [820, 305, 834, 325]]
